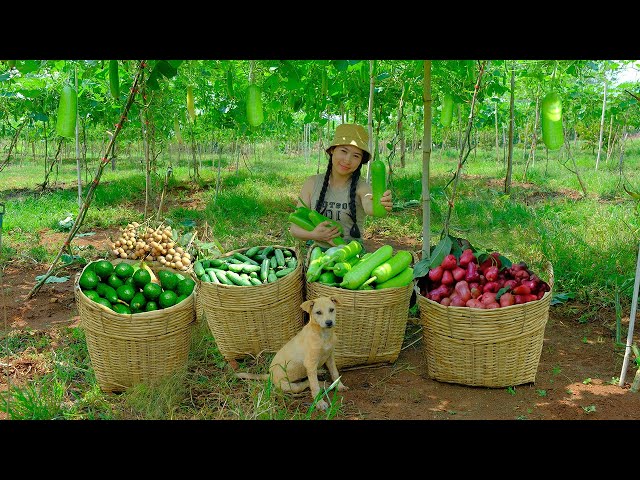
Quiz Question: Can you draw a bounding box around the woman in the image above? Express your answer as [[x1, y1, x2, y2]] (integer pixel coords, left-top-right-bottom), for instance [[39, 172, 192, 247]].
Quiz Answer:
[[289, 123, 393, 248]]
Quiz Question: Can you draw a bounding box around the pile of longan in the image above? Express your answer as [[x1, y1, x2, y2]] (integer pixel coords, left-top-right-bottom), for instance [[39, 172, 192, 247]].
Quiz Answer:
[[110, 222, 192, 271]]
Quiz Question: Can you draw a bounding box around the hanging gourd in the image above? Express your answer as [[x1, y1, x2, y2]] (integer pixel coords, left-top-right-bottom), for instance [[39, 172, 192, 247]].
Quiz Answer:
[[174, 117, 183, 144], [109, 60, 120, 99], [56, 84, 77, 139], [246, 84, 264, 127], [370, 159, 388, 218], [186, 85, 196, 123], [440, 93, 454, 127], [541, 92, 564, 150]]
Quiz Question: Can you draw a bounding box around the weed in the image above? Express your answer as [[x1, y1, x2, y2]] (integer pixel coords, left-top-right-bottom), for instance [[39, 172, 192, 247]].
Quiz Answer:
[[536, 389, 547, 397], [582, 405, 596, 414], [506, 386, 516, 395], [583, 378, 592, 385]]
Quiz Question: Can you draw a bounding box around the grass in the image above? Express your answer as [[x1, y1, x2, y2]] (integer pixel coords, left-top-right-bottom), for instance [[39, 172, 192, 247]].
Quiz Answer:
[[1, 138, 639, 420]]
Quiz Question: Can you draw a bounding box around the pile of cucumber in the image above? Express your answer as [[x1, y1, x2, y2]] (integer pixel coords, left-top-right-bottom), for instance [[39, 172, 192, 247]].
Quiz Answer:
[[193, 246, 298, 286], [306, 241, 414, 290]]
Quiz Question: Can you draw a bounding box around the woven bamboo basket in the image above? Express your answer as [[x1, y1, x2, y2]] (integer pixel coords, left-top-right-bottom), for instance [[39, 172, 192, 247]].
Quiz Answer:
[[304, 246, 414, 369], [194, 245, 304, 361], [416, 262, 554, 388], [74, 259, 196, 393]]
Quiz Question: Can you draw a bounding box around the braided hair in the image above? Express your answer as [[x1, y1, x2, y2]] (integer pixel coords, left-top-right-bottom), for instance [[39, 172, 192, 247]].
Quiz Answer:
[[315, 149, 371, 239]]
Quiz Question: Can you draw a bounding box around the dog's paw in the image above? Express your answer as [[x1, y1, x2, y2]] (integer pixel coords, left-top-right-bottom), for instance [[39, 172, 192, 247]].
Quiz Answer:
[[337, 383, 349, 391], [315, 399, 329, 411]]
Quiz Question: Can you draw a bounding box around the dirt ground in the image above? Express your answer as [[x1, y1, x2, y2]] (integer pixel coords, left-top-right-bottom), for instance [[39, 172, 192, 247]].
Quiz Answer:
[[1, 228, 639, 422]]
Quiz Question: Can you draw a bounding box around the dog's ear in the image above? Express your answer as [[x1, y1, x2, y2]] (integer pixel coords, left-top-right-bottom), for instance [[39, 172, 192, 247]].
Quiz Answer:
[[330, 296, 342, 306], [300, 299, 314, 313]]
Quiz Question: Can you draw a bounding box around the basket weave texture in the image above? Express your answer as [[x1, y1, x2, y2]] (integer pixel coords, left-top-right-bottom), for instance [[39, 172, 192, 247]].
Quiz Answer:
[[416, 262, 554, 388], [195, 245, 304, 361], [75, 259, 196, 393], [304, 247, 414, 368]]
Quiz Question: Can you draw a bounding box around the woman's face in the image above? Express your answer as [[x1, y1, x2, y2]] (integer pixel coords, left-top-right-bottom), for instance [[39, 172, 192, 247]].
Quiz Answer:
[[330, 144, 365, 175]]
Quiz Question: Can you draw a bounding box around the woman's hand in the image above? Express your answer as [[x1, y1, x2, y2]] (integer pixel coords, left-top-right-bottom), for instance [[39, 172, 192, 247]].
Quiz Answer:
[[313, 221, 341, 244], [380, 189, 393, 212]]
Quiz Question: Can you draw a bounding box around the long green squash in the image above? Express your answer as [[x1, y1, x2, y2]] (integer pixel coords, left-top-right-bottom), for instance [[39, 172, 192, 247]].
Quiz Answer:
[[369, 250, 413, 284], [339, 244, 393, 290], [109, 60, 120, 99], [541, 92, 563, 150], [174, 117, 183, 144], [370, 159, 387, 218], [187, 86, 196, 123], [375, 266, 414, 289], [440, 93, 454, 127], [56, 84, 77, 139], [246, 84, 264, 127]]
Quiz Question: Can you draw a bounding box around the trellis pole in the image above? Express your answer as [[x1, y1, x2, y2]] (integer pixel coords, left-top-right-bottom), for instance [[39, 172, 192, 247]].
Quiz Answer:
[[619, 241, 640, 387]]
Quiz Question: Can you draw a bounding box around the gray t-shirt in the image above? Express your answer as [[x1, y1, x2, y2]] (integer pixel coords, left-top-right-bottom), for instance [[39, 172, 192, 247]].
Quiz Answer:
[[309, 174, 366, 245]]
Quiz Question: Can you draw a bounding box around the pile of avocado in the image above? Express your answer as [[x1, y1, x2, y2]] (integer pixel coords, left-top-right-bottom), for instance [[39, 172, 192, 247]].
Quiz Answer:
[[78, 260, 195, 314]]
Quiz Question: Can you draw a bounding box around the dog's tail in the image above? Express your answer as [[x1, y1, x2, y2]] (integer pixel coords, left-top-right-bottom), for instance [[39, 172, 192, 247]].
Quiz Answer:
[[236, 372, 271, 381]]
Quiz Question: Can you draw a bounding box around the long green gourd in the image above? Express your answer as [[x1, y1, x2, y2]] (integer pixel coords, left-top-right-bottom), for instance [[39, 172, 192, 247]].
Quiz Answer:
[[541, 92, 563, 150], [109, 60, 120, 99], [369, 250, 413, 284], [339, 244, 393, 290], [375, 266, 414, 289], [440, 93, 454, 127], [246, 84, 264, 127], [56, 84, 77, 139], [370, 159, 387, 218]]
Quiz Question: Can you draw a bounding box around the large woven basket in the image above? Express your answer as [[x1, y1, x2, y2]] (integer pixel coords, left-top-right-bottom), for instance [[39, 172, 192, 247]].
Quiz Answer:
[[195, 245, 304, 362], [74, 259, 196, 393], [304, 246, 414, 368], [305, 282, 413, 368], [416, 262, 554, 388]]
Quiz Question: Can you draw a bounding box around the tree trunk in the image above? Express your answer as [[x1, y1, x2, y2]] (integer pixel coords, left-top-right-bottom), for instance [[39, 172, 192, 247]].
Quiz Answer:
[[605, 114, 615, 164], [422, 60, 432, 262], [618, 122, 628, 176], [595, 78, 608, 170], [504, 63, 515, 195], [494, 102, 499, 163]]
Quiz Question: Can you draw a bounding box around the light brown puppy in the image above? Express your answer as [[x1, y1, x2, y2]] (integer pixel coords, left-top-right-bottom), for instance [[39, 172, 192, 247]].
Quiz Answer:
[[236, 295, 348, 410]]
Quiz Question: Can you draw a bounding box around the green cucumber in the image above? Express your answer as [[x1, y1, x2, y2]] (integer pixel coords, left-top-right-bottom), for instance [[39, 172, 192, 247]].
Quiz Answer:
[[233, 252, 260, 266], [213, 269, 234, 286], [244, 246, 261, 258], [275, 267, 295, 278], [260, 257, 270, 282], [226, 270, 252, 287], [193, 261, 205, 278]]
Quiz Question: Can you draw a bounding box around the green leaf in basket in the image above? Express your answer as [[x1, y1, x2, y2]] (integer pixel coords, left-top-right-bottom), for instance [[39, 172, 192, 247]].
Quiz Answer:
[[428, 235, 452, 269], [413, 236, 453, 280]]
